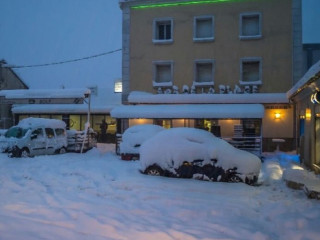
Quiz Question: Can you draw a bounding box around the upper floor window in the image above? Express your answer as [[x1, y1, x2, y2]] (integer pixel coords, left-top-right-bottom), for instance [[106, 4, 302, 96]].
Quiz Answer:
[[153, 18, 173, 44], [152, 61, 174, 87], [239, 12, 262, 40], [193, 59, 214, 86], [240, 57, 262, 85], [194, 15, 214, 42]]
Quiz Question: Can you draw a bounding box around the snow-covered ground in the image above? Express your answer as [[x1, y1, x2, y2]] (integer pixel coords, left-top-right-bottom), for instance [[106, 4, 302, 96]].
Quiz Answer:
[[0, 144, 319, 240]]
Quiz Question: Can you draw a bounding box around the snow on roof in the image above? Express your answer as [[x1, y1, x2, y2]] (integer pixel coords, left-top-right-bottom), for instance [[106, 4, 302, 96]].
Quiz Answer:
[[17, 117, 66, 129], [287, 59, 320, 98], [12, 104, 117, 114], [0, 88, 90, 99], [128, 91, 289, 104], [111, 104, 265, 119]]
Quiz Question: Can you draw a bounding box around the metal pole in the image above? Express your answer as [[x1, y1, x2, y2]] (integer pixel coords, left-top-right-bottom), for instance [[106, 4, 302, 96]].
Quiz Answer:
[[81, 93, 91, 153]]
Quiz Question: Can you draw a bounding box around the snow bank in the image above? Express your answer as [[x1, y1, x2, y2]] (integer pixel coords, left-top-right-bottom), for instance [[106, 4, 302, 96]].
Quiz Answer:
[[120, 124, 164, 154], [140, 127, 261, 176]]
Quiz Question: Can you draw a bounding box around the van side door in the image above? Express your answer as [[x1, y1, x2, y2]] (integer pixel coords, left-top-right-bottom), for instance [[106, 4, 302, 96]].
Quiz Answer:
[[30, 128, 46, 156], [45, 128, 56, 154]]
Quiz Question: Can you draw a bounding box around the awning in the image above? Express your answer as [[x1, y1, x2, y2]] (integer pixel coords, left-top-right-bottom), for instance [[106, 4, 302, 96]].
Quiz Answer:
[[111, 104, 265, 119], [12, 104, 118, 114]]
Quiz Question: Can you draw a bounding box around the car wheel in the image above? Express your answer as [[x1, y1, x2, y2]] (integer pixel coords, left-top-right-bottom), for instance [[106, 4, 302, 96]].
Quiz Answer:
[[59, 147, 66, 154], [145, 165, 163, 176], [228, 175, 243, 183], [20, 148, 30, 158]]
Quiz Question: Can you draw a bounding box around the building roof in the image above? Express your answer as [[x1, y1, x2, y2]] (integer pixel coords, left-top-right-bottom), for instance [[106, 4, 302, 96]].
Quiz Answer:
[[12, 104, 117, 114], [287, 59, 320, 99], [111, 104, 265, 119]]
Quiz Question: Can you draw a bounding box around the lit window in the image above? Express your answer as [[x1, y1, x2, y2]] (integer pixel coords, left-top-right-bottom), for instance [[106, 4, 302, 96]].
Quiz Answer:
[[153, 18, 173, 44], [194, 15, 214, 42], [153, 61, 174, 87], [240, 58, 262, 85], [240, 12, 262, 40], [194, 60, 214, 86]]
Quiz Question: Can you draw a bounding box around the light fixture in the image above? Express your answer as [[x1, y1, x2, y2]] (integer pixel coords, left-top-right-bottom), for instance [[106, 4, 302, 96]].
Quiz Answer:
[[311, 91, 320, 104], [305, 108, 312, 120], [274, 112, 281, 120]]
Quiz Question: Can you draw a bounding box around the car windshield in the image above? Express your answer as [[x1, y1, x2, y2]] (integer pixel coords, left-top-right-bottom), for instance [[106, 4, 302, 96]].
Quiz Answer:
[[5, 127, 29, 139]]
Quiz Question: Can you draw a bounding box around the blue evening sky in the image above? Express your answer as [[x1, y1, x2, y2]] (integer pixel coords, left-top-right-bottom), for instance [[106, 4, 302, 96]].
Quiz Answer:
[[0, 0, 319, 89]]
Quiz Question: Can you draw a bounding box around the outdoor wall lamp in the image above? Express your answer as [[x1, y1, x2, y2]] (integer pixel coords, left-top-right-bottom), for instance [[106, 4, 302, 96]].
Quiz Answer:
[[274, 112, 281, 120], [311, 91, 320, 104], [305, 108, 312, 120]]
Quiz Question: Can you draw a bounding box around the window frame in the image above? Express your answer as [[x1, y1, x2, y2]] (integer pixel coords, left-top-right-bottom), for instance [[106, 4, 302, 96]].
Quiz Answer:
[[153, 17, 174, 44], [152, 60, 174, 87], [193, 59, 215, 87], [193, 15, 215, 42], [240, 57, 262, 85], [239, 12, 262, 40]]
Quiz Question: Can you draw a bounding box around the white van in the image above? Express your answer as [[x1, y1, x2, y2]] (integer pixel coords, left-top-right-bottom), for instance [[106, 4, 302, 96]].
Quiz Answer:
[[0, 118, 68, 157]]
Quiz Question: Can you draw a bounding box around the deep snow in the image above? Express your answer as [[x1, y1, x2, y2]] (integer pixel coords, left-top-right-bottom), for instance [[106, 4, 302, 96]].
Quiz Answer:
[[0, 145, 319, 240]]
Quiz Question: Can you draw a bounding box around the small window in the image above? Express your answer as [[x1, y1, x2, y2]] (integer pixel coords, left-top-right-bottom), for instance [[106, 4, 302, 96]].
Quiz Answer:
[[240, 58, 262, 85], [32, 128, 44, 137], [193, 60, 214, 86], [153, 18, 173, 44], [194, 15, 214, 42], [45, 128, 55, 139], [240, 12, 262, 40], [55, 128, 66, 137], [153, 61, 174, 87]]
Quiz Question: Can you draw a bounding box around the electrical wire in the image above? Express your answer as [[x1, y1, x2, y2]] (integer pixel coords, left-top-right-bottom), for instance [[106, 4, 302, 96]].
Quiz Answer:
[[4, 48, 122, 69]]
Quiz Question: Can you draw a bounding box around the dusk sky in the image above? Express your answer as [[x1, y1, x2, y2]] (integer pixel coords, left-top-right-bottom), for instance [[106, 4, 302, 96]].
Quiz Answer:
[[0, 0, 319, 90]]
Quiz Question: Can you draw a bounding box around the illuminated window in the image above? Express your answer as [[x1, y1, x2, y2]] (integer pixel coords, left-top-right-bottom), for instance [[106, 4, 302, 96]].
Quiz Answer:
[[240, 12, 262, 40], [154, 119, 172, 129], [194, 15, 214, 42], [240, 57, 262, 85], [114, 79, 122, 93], [153, 18, 173, 44]]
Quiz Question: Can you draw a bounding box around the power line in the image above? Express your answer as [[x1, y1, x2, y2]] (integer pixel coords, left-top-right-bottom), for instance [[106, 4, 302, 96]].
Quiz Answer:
[[4, 48, 122, 69]]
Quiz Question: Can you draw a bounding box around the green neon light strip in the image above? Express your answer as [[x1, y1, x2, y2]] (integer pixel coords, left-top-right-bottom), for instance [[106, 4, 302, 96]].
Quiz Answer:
[[131, 0, 245, 9]]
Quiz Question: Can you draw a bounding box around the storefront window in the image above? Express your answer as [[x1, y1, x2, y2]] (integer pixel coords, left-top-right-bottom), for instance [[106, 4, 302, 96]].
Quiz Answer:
[[69, 115, 80, 130], [154, 119, 172, 129]]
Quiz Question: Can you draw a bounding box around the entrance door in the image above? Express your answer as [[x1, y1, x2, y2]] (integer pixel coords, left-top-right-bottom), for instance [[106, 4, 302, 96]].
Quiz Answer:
[[30, 128, 46, 155]]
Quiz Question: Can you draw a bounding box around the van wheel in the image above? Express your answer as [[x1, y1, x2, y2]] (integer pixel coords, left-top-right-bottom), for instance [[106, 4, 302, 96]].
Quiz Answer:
[[20, 148, 30, 158], [59, 147, 66, 154], [145, 165, 163, 176]]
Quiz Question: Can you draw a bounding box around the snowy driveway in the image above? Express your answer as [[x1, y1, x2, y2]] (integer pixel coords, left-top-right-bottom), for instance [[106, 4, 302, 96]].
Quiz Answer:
[[0, 145, 319, 240]]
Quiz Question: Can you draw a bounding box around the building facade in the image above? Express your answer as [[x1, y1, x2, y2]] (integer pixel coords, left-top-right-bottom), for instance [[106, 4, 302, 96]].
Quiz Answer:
[[0, 60, 29, 129], [115, 0, 304, 152], [288, 60, 320, 173]]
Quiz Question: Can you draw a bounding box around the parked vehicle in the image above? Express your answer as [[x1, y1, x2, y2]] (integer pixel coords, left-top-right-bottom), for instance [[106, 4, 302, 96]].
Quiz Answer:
[[119, 124, 164, 160], [0, 118, 68, 157], [140, 128, 261, 185]]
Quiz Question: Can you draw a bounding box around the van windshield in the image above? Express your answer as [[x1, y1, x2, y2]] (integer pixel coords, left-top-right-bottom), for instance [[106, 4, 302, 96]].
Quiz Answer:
[[5, 127, 29, 139]]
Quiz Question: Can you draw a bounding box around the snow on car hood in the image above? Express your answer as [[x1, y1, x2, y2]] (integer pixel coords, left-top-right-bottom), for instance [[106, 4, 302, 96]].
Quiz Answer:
[[120, 124, 164, 154], [140, 127, 261, 175]]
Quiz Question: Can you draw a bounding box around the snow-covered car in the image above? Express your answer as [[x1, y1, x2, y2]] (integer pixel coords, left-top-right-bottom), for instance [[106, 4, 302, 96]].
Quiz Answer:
[[119, 124, 164, 160], [0, 117, 68, 157], [140, 128, 261, 185]]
